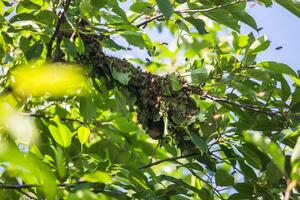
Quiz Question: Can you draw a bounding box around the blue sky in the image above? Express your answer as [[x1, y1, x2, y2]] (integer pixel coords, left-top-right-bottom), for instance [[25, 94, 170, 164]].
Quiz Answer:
[[116, 2, 300, 72], [243, 3, 300, 71]]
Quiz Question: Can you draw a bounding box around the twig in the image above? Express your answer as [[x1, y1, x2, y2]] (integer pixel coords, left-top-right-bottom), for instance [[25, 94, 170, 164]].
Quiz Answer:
[[17, 189, 38, 200], [136, 0, 250, 28], [139, 152, 201, 169], [0, 181, 86, 189], [284, 179, 297, 200], [174, 160, 225, 200], [188, 86, 280, 116], [46, 0, 73, 59]]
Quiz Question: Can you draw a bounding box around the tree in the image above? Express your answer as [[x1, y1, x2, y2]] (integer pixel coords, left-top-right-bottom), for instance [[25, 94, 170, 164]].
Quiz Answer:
[[0, 0, 300, 199]]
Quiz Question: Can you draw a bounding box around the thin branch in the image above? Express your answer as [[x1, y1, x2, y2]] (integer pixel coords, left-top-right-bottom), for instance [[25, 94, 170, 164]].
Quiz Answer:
[[139, 152, 201, 169], [17, 189, 38, 200], [0, 181, 86, 189], [188, 85, 280, 116], [136, 0, 250, 28], [46, 0, 72, 59], [174, 160, 225, 200]]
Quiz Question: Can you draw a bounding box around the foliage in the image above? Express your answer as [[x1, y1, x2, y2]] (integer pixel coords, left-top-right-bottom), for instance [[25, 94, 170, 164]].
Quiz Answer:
[[0, 0, 300, 199]]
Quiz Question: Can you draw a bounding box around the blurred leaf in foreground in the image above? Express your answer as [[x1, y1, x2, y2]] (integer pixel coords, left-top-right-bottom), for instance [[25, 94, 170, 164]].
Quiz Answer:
[[10, 62, 88, 97]]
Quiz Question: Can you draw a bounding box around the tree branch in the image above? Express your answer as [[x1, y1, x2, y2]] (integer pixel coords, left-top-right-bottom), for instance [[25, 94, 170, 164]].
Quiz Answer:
[[188, 85, 280, 116], [46, 0, 72, 59], [139, 152, 201, 169], [136, 0, 251, 28], [0, 181, 86, 189]]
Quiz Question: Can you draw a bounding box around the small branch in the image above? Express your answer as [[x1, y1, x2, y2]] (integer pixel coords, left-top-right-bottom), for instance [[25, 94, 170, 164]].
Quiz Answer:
[[17, 189, 38, 200], [0, 181, 86, 190], [46, 0, 72, 59], [174, 160, 225, 200], [284, 179, 297, 200], [139, 152, 201, 169], [136, 0, 250, 28], [188, 86, 280, 116]]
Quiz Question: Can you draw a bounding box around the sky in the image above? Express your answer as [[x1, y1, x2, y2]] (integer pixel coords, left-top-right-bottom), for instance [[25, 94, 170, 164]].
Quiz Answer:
[[113, 1, 300, 72], [242, 3, 300, 71]]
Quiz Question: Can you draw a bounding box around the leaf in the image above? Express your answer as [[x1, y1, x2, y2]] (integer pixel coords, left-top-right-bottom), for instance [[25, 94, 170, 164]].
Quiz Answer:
[[78, 126, 90, 145], [90, 0, 108, 8], [114, 117, 138, 132], [200, 5, 240, 31], [184, 17, 208, 34], [16, 0, 40, 14], [82, 171, 112, 183], [156, 0, 174, 20], [120, 30, 145, 49], [291, 136, 300, 164], [75, 36, 85, 54], [186, 128, 208, 153], [80, 97, 97, 120], [238, 145, 263, 170], [24, 40, 43, 61], [244, 132, 286, 173], [168, 73, 183, 91], [130, 2, 151, 13], [79, 0, 97, 17], [215, 169, 234, 186], [258, 0, 273, 7], [49, 123, 72, 148], [0, 142, 57, 199], [257, 61, 298, 77], [224, 3, 257, 30], [275, 0, 300, 19], [248, 35, 270, 55], [0, 1, 4, 16], [11, 63, 87, 97], [111, 68, 131, 85]]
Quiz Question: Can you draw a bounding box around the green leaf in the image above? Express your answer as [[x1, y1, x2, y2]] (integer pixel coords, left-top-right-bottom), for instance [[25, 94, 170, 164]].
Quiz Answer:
[[275, 0, 300, 19], [258, 0, 273, 7], [111, 68, 131, 85], [82, 171, 112, 183], [120, 30, 145, 49], [257, 61, 298, 77], [78, 126, 90, 145], [114, 117, 138, 132], [24, 40, 43, 61], [79, 0, 97, 17], [215, 169, 234, 186], [168, 73, 183, 91], [186, 128, 208, 153], [156, 0, 174, 20], [0, 1, 4, 16], [49, 123, 72, 148], [291, 136, 300, 164], [248, 35, 270, 55], [225, 3, 257, 30], [184, 17, 208, 34], [16, 0, 40, 14], [238, 145, 263, 170], [244, 132, 286, 173], [130, 2, 151, 13], [80, 97, 97, 120], [0, 142, 57, 199], [90, 0, 108, 8], [201, 7, 240, 31], [75, 36, 85, 54]]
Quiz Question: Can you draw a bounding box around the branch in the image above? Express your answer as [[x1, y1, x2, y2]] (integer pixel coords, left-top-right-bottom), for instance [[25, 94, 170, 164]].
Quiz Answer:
[[139, 152, 201, 169], [174, 160, 225, 200], [46, 0, 72, 59], [0, 181, 86, 189], [188, 85, 280, 116], [136, 0, 251, 28]]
